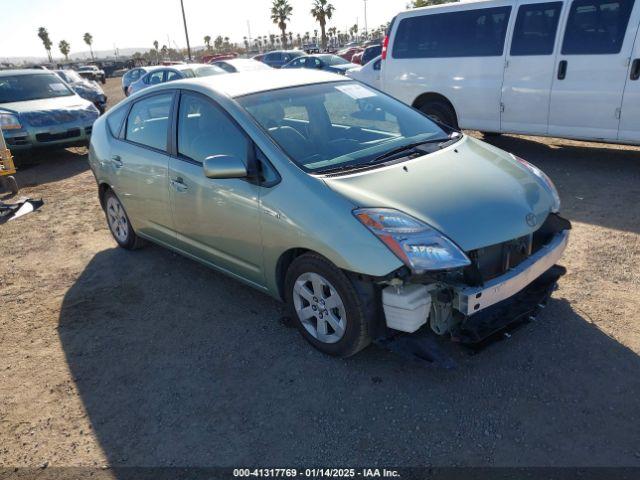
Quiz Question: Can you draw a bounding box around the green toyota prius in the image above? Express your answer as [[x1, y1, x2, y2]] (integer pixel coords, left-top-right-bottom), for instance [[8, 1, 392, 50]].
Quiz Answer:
[[89, 69, 570, 358]]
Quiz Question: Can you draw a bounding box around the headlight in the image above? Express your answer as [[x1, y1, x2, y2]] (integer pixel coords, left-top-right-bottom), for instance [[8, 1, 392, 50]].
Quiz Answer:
[[85, 103, 100, 115], [0, 111, 22, 130], [354, 208, 471, 273], [512, 154, 561, 213]]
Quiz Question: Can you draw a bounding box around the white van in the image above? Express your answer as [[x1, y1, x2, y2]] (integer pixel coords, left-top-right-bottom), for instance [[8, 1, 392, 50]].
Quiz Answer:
[[381, 0, 640, 144]]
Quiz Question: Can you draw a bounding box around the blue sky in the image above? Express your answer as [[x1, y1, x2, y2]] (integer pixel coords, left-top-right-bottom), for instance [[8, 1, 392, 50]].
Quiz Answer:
[[2, 0, 409, 59]]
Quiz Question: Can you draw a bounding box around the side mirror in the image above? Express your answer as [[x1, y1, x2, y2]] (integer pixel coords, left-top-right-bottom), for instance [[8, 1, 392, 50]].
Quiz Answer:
[[203, 155, 248, 179]]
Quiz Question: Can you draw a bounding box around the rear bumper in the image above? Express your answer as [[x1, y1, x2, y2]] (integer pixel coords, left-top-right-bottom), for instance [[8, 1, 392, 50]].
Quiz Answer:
[[453, 229, 570, 316]]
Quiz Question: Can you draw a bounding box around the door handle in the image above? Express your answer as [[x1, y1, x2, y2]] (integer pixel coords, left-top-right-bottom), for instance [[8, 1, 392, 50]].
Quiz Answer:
[[557, 60, 568, 80], [170, 177, 188, 192], [558, 60, 567, 80], [111, 155, 123, 168], [630, 58, 640, 80]]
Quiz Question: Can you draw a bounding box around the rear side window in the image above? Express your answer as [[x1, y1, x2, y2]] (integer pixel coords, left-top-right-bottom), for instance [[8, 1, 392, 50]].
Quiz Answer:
[[125, 93, 173, 151], [392, 7, 512, 58], [145, 70, 165, 85], [511, 2, 563, 55], [562, 0, 635, 54]]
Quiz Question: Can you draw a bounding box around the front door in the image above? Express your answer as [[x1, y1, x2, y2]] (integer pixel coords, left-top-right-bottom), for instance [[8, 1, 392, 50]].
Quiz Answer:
[[618, 18, 640, 142], [548, 0, 639, 140], [501, 1, 564, 134], [169, 91, 264, 286]]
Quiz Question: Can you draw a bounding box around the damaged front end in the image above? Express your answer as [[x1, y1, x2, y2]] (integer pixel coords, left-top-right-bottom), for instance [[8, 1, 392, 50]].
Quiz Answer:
[[372, 213, 571, 366]]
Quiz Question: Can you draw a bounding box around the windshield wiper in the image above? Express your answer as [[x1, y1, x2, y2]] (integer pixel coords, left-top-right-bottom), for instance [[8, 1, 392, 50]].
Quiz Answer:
[[370, 134, 461, 164]]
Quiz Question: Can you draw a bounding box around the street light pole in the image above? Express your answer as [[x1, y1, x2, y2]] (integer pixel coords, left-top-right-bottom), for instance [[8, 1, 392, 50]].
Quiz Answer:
[[180, 0, 192, 61]]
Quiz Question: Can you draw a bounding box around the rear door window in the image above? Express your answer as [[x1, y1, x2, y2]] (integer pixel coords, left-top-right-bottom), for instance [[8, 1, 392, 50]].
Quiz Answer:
[[392, 7, 512, 58], [511, 2, 563, 55], [561, 0, 635, 54], [125, 92, 173, 151], [145, 70, 165, 85]]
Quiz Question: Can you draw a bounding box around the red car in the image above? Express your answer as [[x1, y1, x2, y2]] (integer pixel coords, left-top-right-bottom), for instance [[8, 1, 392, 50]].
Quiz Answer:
[[351, 51, 364, 65], [337, 47, 363, 63], [203, 53, 238, 64]]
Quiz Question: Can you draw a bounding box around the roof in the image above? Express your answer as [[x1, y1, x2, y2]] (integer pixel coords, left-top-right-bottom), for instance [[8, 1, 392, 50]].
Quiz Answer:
[[184, 68, 349, 98], [0, 69, 55, 77]]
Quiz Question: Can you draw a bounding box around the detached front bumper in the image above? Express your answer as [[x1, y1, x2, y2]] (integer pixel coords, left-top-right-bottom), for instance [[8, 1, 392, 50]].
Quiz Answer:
[[4, 121, 94, 152], [453, 229, 570, 316]]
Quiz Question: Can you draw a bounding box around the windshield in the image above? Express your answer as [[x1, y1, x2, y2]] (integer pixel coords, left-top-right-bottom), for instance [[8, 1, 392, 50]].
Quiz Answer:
[[321, 55, 349, 66], [0, 74, 74, 103], [194, 66, 225, 77], [238, 81, 450, 173], [57, 70, 83, 83]]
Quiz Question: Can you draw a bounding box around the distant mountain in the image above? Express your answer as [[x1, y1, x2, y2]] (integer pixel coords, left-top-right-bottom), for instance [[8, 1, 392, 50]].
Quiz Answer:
[[0, 48, 149, 64]]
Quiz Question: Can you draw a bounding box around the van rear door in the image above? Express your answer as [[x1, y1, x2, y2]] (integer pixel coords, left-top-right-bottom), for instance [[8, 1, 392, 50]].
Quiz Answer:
[[501, 1, 565, 135], [618, 16, 640, 142], [548, 0, 639, 141]]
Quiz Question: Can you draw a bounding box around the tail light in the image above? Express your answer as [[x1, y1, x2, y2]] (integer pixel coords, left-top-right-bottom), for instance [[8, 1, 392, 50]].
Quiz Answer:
[[381, 35, 389, 60]]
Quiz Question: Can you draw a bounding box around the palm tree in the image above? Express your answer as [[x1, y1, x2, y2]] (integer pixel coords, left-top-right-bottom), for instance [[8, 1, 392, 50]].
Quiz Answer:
[[153, 40, 159, 64], [271, 0, 293, 48], [223, 37, 230, 52], [83, 33, 94, 60], [204, 35, 212, 51], [296, 33, 302, 48], [310, 0, 335, 49], [37, 27, 53, 62], [349, 24, 358, 42], [58, 40, 71, 61], [243, 36, 249, 51]]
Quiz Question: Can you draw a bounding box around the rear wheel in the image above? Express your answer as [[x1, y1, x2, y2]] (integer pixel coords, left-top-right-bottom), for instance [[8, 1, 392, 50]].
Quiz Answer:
[[285, 253, 372, 357], [419, 100, 458, 129], [103, 189, 145, 250], [0, 176, 18, 195]]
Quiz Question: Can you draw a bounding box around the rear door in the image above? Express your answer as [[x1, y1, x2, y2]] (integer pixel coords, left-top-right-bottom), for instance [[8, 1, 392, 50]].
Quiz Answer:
[[385, 3, 514, 131], [548, 0, 639, 140], [114, 91, 175, 243], [501, 1, 564, 134], [618, 18, 640, 141]]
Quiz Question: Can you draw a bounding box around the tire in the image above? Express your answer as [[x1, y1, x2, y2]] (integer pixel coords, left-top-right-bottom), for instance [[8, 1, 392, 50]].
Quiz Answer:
[[0, 176, 19, 194], [284, 253, 373, 357], [419, 100, 458, 129], [102, 189, 145, 250]]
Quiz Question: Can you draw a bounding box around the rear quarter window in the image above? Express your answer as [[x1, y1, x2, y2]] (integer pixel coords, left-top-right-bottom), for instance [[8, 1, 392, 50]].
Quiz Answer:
[[392, 6, 512, 58]]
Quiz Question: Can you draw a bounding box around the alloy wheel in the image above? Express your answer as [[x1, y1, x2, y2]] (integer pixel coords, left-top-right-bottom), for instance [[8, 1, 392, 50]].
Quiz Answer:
[[106, 196, 129, 244], [293, 272, 347, 344]]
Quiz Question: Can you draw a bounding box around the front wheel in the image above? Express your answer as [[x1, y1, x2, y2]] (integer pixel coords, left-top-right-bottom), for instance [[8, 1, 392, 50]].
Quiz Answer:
[[103, 189, 145, 250], [285, 253, 373, 357]]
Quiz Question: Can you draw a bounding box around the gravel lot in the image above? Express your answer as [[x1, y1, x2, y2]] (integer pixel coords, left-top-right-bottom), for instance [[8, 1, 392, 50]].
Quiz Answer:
[[1, 78, 639, 468]]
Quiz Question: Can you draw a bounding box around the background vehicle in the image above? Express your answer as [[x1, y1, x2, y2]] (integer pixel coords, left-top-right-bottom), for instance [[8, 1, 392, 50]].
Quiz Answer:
[[122, 67, 152, 96], [77, 65, 106, 84], [337, 47, 363, 62], [128, 64, 226, 95], [346, 55, 382, 89], [282, 54, 358, 74], [211, 59, 272, 73], [89, 70, 568, 358], [55, 69, 107, 113], [351, 51, 363, 65], [260, 50, 305, 68], [0, 70, 98, 152], [361, 44, 382, 65], [382, 0, 640, 144]]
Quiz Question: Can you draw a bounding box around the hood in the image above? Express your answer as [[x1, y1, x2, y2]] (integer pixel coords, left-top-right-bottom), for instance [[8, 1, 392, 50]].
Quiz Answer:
[[323, 136, 554, 252], [331, 63, 358, 71], [1, 95, 96, 127]]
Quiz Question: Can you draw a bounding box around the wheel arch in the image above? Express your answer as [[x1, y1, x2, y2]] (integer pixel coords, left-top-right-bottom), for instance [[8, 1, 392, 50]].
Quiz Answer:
[[275, 248, 312, 301], [98, 182, 111, 208], [412, 92, 459, 127]]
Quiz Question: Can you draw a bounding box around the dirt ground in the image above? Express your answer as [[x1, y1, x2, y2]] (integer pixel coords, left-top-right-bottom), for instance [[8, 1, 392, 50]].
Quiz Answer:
[[1, 78, 639, 469]]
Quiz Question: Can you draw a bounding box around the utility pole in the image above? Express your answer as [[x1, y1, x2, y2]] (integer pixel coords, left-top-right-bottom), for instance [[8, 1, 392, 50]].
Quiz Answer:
[[363, 0, 368, 40], [180, 0, 192, 61]]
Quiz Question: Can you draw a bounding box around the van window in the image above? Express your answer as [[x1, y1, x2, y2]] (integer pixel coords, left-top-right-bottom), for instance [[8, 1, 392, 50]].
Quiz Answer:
[[125, 93, 173, 151], [511, 2, 563, 55], [562, 0, 635, 54], [392, 7, 512, 58]]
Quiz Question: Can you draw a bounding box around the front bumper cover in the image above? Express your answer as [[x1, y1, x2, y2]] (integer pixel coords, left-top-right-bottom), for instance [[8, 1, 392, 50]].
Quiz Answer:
[[453, 229, 569, 316]]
